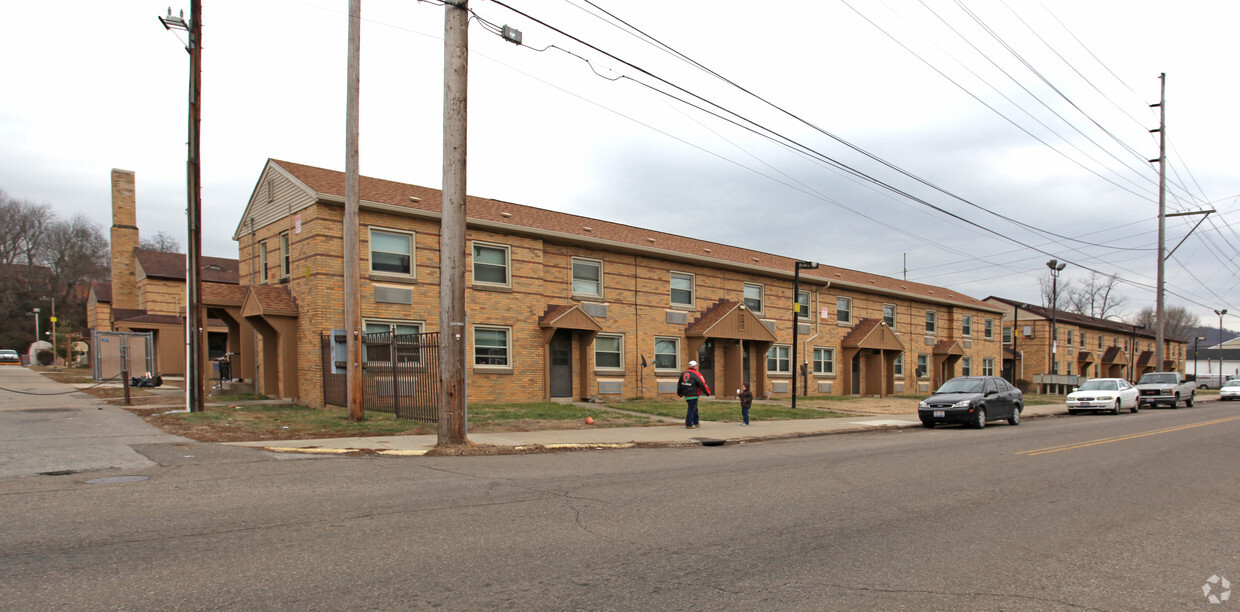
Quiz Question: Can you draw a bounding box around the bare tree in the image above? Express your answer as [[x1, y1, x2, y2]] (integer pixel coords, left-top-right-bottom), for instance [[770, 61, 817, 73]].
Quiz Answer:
[[0, 191, 53, 266], [1133, 305, 1200, 341], [140, 230, 182, 253], [1065, 272, 1128, 319], [1038, 271, 1073, 311]]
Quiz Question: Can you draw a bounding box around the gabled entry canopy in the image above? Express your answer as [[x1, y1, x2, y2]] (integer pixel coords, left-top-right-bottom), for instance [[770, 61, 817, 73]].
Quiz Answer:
[[241, 285, 299, 319], [841, 319, 905, 351], [1078, 350, 1096, 365], [685, 300, 777, 342], [538, 304, 603, 332], [1100, 346, 1129, 366], [932, 339, 965, 356]]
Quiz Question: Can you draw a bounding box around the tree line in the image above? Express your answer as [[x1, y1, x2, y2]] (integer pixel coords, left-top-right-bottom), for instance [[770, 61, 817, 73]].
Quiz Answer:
[[1039, 270, 1199, 341]]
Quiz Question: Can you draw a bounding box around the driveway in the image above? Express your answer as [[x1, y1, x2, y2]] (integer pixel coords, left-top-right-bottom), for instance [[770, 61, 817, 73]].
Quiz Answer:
[[0, 366, 196, 478]]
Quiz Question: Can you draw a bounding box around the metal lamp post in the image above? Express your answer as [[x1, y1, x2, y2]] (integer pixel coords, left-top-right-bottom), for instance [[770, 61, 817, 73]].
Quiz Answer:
[[1193, 336, 1205, 381], [1216, 309, 1229, 382], [1046, 259, 1066, 393], [791, 260, 818, 409]]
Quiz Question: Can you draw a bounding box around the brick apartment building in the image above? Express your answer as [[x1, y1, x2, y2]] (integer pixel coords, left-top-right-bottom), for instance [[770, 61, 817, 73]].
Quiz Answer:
[[984, 297, 1187, 394], [227, 159, 1005, 408]]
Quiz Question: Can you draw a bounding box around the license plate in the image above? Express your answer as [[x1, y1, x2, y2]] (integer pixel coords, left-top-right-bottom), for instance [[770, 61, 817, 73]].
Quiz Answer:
[[934, 410, 945, 418]]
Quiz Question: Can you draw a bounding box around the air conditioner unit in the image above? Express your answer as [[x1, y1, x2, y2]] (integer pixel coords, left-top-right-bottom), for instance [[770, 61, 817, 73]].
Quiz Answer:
[[1022, 326, 1033, 337]]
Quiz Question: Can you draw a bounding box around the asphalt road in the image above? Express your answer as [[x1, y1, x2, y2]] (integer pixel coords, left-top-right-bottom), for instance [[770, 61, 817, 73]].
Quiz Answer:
[[2, 389, 1237, 610]]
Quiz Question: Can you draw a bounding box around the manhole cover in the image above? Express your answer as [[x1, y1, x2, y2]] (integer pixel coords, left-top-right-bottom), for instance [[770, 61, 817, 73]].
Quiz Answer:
[[84, 475, 151, 484]]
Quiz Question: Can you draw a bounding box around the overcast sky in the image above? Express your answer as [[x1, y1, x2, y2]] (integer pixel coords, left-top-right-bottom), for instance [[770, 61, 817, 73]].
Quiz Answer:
[[2, 1, 1237, 328]]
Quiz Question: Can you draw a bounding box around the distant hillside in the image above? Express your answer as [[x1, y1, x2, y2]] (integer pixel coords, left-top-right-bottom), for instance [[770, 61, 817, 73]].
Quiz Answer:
[[1187, 325, 1239, 347]]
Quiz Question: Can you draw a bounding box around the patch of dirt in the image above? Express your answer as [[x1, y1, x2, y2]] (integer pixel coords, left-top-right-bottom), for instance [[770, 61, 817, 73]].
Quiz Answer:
[[795, 396, 919, 416]]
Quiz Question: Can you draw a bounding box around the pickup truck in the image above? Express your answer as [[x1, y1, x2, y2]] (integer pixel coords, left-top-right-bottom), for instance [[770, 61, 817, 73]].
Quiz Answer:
[[1135, 372, 1196, 408]]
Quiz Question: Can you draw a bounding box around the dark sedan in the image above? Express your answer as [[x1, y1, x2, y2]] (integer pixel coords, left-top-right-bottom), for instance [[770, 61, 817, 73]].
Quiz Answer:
[[918, 376, 1023, 429]]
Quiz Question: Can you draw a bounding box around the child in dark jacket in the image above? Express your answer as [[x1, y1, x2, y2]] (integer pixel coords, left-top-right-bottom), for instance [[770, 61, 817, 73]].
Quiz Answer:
[[737, 382, 753, 425]]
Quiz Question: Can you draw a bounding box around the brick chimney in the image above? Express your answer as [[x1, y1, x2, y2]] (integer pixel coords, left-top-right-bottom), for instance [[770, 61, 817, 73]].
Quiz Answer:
[[110, 169, 140, 310]]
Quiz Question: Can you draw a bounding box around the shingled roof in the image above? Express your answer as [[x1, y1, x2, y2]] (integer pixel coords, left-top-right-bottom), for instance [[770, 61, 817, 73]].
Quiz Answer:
[[987, 296, 1185, 343], [259, 159, 1000, 313], [135, 249, 240, 284]]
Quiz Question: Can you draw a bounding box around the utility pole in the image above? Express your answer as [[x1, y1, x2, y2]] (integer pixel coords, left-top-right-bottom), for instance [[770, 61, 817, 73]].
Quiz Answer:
[[1151, 73, 1167, 374], [344, 0, 364, 422], [438, 0, 468, 445], [790, 261, 817, 408]]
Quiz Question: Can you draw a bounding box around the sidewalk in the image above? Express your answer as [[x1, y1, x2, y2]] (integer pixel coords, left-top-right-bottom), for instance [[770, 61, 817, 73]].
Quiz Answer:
[[225, 402, 1069, 456]]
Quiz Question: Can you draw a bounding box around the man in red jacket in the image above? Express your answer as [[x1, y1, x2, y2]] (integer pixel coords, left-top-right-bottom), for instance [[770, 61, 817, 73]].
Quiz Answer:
[[677, 360, 711, 429]]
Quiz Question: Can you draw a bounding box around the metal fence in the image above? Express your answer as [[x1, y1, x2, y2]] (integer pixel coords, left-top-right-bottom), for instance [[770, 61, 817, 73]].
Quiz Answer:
[[321, 331, 440, 422]]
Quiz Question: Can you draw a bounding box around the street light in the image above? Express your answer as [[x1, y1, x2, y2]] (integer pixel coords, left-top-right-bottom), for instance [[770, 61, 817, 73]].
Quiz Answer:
[[1193, 336, 1206, 381], [31, 307, 40, 347], [791, 260, 818, 409], [1046, 259, 1066, 393], [1215, 309, 1229, 383]]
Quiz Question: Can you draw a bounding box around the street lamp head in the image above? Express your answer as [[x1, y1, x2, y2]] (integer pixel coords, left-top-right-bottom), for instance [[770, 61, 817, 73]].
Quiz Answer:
[[795, 261, 819, 270], [1046, 259, 1057, 270]]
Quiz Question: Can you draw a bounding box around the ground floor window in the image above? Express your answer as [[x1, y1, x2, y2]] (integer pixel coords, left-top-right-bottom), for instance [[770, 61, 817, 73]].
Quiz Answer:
[[961, 356, 972, 376], [363, 319, 423, 363], [893, 353, 904, 377], [595, 334, 623, 370], [767, 344, 790, 374], [916, 354, 929, 378], [982, 357, 995, 376], [812, 347, 835, 375], [473, 326, 511, 368], [654, 337, 679, 371]]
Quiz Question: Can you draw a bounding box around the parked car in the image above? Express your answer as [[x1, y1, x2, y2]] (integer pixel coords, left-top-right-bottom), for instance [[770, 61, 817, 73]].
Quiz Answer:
[[0, 349, 19, 365], [1220, 379, 1240, 401], [1066, 378, 1139, 415], [1135, 372, 1196, 408], [918, 376, 1023, 429]]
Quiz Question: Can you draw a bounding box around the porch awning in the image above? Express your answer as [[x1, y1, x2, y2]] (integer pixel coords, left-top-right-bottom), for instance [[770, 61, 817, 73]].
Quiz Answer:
[[1100, 346, 1128, 366], [684, 300, 777, 342], [841, 319, 905, 351], [538, 304, 602, 332], [932, 339, 965, 356]]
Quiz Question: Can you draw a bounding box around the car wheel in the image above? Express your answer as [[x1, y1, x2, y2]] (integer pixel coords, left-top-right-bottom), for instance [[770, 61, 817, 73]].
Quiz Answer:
[[1008, 406, 1022, 426], [1130, 401, 1139, 413], [1187, 393, 1195, 407], [1172, 393, 1180, 409], [1111, 400, 1121, 415], [921, 420, 936, 429], [971, 406, 987, 429]]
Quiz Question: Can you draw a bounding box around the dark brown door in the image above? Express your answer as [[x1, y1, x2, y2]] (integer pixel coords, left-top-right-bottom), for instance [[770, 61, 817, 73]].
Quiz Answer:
[[550, 330, 572, 398]]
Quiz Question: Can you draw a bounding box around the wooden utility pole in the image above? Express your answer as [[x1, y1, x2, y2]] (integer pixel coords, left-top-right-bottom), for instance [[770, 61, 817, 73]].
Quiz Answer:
[[1151, 73, 1166, 372], [186, 0, 205, 413], [344, 0, 364, 421], [438, 0, 468, 445]]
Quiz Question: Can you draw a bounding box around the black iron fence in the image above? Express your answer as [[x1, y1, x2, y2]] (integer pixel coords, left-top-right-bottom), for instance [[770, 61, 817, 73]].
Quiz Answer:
[[321, 331, 440, 422]]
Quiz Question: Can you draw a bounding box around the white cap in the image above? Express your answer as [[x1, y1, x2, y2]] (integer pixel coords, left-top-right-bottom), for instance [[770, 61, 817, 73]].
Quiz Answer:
[[688, 360, 698, 367]]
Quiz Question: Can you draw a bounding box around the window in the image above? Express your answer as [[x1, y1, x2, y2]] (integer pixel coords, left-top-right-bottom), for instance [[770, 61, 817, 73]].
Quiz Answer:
[[369, 228, 413, 276], [962, 315, 972, 337], [1124, 339, 1128, 351], [1067, 329, 1074, 345], [259, 242, 268, 284], [796, 291, 810, 319], [883, 304, 896, 327], [1080, 332, 1086, 348], [654, 337, 679, 370], [1002, 325, 1012, 343], [279, 232, 290, 278], [893, 354, 904, 377], [767, 345, 790, 374], [982, 357, 995, 376], [961, 356, 972, 376], [812, 347, 835, 375], [670, 272, 694, 307], [916, 354, 929, 378], [743, 283, 764, 313], [363, 320, 423, 364], [472, 242, 510, 286], [594, 334, 623, 370], [984, 318, 994, 339], [1098, 335, 1103, 349], [572, 257, 603, 298], [473, 326, 511, 367], [836, 297, 852, 324], [925, 310, 936, 334]]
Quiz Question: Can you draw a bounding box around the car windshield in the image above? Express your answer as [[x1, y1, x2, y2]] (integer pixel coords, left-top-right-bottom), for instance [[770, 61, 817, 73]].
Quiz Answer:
[[1223, 380, 1240, 389], [1077, 380, 1118, 391], [935, 379, 984, 394], [1138, 373, 1177, 385]]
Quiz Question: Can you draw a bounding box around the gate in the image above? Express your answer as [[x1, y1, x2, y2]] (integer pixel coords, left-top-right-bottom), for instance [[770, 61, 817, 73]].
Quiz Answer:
[[322, 331, 439, 422], [92, 331, 154, 382]]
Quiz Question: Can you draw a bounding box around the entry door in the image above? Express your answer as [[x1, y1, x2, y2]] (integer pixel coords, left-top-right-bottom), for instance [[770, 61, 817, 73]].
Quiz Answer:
[[851, 352, 862, 395], [550, 330, 573, 398], [742, 341, 751, 385], [697, 340, 715, 392]]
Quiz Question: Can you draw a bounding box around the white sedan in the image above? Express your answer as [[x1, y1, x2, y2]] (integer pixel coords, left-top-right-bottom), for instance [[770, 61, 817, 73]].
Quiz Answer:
[[1220, 379, 1240, 401], [1066, 378, 1140, 415]]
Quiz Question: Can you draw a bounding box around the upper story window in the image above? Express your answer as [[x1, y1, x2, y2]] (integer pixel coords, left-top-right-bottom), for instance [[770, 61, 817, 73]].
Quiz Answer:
[[1080, 331, 1086, 348], [1002, 325, 1012, 343], [1067, 329, 1074, 345], [797, 291, 810, 319], [743, 283, 764, 313], [962, 315, 973, 337], [259, 241, 269, 285], [670, 272, 694, 307], [472, 242, 511, 287], [836, 296, 852, 325], [369, 228, 413, 277], [984, 318, 994, 339], [279, 232, 291, 278], [572, 257, 603, 298], [925, 310, 936, 334], [883, 304, 896, 327]]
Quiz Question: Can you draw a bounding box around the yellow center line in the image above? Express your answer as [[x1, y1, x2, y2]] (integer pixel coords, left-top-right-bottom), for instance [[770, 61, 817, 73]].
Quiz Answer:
[[1017, 415, 1240, 456]]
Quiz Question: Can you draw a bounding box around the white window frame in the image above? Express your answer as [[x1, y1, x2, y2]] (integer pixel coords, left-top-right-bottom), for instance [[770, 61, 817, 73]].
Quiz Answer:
[[812, 347, 835, 375], [594, 333, 624, 371], [362, 319, 424, 364], [836, 296, 852, 325], [984, 318, 994, 339], [368, 227, 414, 278], [916, 353, 929, 378], [471, 241, 511, 288], [982, 357, 995, 377], [767, 344, 791, 374], [279, 232, 291, 279], [1002, 325, 1012, 344], [893, 353, 904, 377], [259, 241, 269, 285], [961, 356, 972, 376], [925, 310, 936, 334], [572, 257, 603, 299], [743, 282, 764, 314], [962, 315, 972, 337], [473, 325, 512, 369], [653, 336, 680, 371], [883, 304, 896, 327], [796, 290, 811, 319], [669, 271, 695, 308]]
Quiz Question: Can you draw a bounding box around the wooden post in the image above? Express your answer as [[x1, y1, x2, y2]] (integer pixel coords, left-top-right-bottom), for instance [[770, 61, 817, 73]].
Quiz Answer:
[[344, 0, 364, 421], [185, 0, 205, 413], [1152, 73, 1167, 373], [438, 0, 468, 445]]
